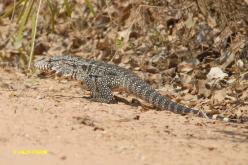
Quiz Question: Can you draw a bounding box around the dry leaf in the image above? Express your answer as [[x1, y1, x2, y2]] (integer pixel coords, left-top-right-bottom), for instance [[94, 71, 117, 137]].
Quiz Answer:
[[207, 67, 228, 80], [196, 79, 211, 98], [178, 62, 193, 73], [210, 90, 227, 106]]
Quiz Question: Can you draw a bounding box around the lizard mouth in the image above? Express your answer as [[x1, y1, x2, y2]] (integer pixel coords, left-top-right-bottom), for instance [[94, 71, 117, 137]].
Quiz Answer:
[[34, 57, 52, 71]]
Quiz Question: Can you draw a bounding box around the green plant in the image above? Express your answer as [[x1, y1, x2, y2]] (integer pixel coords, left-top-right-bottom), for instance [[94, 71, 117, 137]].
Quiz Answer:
[[1, 0, 96, 70]]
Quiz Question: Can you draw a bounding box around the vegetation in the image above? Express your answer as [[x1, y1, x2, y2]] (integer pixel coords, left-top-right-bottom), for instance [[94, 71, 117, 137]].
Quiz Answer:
[[0, 0, 248, 120], [1, 0, 95, 69]]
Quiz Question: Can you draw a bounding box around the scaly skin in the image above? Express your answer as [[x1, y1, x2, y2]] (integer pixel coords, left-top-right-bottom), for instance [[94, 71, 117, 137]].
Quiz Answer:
[[34, 55, 231, 122]]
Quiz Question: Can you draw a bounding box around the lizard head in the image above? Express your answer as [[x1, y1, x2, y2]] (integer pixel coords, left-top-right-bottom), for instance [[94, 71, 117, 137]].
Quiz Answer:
[[34, 56, 52, 71]]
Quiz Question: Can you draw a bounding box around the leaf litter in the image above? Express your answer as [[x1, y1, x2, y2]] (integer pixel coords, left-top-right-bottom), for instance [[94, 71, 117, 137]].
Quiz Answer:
[[0, 0, 248, 122]]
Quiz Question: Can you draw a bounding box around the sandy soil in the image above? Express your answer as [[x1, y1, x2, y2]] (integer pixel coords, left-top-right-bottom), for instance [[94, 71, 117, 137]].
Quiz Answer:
[[0, 67, 248, 165]]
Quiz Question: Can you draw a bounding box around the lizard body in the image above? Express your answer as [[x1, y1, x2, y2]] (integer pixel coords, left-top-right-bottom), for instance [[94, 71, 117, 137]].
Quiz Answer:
[[34, 55, 231, 122]]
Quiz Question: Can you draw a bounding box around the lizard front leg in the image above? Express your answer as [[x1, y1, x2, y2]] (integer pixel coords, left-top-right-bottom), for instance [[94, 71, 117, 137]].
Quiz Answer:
[[79, 75, 116, 104]]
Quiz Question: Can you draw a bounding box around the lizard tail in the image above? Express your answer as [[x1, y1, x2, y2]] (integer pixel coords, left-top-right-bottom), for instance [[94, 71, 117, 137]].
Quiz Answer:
[[144, 88, 230, 122], [121, 75, 231, 122]]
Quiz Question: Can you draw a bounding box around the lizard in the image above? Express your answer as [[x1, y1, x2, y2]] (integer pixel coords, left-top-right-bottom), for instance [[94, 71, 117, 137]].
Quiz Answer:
[[34, 55, 232, 122]]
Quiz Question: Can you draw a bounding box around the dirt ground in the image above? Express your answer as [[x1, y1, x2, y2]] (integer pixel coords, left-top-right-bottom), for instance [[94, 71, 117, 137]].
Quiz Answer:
[[0, 67, 247, 165]]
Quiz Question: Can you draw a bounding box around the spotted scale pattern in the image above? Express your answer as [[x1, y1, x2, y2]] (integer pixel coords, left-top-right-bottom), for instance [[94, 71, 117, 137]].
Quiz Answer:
[[34, 55, 231, 122]]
